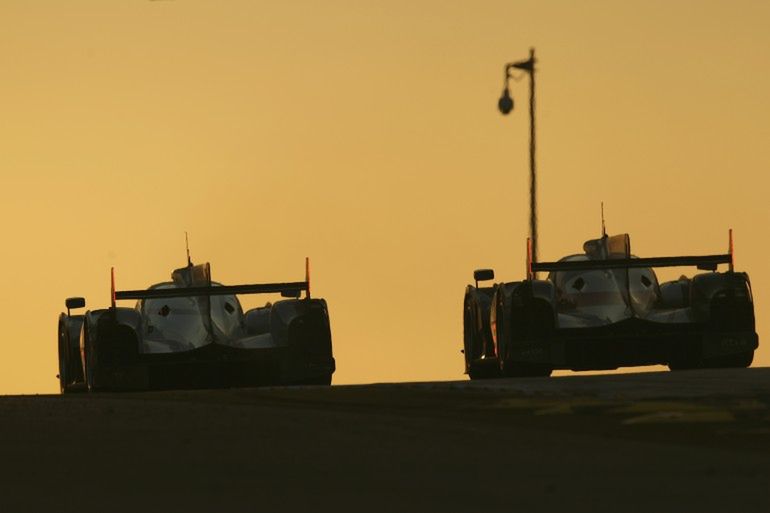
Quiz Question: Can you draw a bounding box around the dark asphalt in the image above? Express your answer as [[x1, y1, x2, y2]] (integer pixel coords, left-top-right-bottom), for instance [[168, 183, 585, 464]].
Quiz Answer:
[[0, 368, 768, 513]]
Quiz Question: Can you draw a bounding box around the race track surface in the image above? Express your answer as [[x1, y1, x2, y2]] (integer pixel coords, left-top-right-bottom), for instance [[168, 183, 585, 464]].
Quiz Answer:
[[1, 368, 769, 513]]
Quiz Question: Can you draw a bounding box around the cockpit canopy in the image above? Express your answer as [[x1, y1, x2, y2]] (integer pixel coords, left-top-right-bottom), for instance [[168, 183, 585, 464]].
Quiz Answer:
[[139, 283, 245, 351], [137, 262, 245, 352], [550, 234, 660, 321]]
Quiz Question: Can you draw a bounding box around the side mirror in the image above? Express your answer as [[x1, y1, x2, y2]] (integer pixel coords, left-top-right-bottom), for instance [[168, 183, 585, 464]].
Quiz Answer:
[[281, 289, 301, 299], [65, 297, 86, 316], [473, 269, 495, 287], [65, 297, 86, 310]]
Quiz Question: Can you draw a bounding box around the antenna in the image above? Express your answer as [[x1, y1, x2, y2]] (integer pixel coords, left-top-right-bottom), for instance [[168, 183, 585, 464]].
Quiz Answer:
[[111, 267, 116, 309], [601, 202, 607, 237], [185, 232, 192, 267]]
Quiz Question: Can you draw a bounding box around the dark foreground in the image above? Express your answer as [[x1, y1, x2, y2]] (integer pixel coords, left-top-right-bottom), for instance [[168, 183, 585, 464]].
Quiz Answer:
[[1, 369, 769, 513]]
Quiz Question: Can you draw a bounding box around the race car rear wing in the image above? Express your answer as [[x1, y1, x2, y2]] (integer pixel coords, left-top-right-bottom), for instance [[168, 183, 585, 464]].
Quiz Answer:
[[532, 254, 732, 273], [110, 258, 312, 307], [528, 230, 735, 278]]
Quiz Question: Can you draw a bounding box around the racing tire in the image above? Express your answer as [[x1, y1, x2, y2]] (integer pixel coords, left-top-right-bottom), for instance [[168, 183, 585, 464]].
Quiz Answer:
[[294, 374, 333, 386], [468, 360, 501, 380], [463, 296, 482, 370], [57, 319, 74, 394], [83, 320, 102, 393], [702, 351, 754, 369], [494, 295, 552, 378], [667, 360, 700, 372], [669, 350, 754, 371], [667, 344, 703, 371], [500, 360, 552, 378]]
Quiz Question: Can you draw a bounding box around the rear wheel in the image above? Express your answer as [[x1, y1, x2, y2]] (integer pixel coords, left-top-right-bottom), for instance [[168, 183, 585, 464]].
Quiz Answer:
[[500, 359, 552, 378], [463, 297, 480, 366], [667, 358, 699, 371], [468, 360, 500, 380], [465, 301, 500, 380], [83, 321, 101, 392], [667, 351, 701, 371], [57, 319, 71, 394], [294, 374, 332, 386], [669, 350, 754, 371], [703, 351, 754, 369], [497, 292, 553, 378]]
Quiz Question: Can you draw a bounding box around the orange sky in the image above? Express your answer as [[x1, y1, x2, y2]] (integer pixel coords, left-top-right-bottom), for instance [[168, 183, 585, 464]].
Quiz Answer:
[[1, 1, 768, 393]]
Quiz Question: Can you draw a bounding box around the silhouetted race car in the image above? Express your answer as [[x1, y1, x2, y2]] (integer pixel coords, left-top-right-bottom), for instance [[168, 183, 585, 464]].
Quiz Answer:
[[58, 259, 335, 392], [463, 231, 758, 379]]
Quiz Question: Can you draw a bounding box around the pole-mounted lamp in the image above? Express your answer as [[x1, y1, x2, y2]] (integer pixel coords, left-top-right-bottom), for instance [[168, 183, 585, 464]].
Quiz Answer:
[[498, 48, 538, 279]]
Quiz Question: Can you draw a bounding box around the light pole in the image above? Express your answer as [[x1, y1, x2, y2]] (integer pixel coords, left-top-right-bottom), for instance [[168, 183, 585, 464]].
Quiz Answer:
[[498, 48, 538, 278]]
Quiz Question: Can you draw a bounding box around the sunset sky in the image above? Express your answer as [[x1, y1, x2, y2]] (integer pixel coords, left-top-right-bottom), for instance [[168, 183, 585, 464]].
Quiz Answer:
[[1, 1, 768, 394]]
